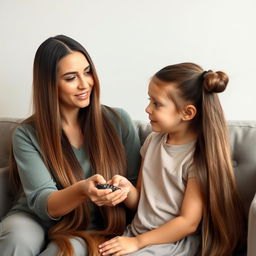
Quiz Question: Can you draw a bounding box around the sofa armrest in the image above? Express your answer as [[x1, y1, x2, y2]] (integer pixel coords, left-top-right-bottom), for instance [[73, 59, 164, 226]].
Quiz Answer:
[[247, 193, 256, 256]]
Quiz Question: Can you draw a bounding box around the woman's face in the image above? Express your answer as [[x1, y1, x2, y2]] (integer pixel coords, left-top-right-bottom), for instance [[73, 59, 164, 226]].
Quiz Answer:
[[57, 51, 94, 113]]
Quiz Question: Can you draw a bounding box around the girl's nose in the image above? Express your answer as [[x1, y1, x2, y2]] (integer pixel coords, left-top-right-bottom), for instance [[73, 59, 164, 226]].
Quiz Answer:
[[145, 104, 151, 114]]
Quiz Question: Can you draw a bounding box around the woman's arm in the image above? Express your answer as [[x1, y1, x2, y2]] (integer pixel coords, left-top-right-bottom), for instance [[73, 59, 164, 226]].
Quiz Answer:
[[47, 174, 113, 218], [99, 177, 203, 255], [13, 125, 120, 220]]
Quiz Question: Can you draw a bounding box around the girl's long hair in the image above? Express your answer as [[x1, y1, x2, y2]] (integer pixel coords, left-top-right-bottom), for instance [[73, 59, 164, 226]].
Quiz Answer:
[[154, 63, 245, 256], [10, 35, 127, 255]]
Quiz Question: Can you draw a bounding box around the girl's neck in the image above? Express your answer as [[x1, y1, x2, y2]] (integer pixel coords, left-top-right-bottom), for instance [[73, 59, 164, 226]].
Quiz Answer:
[[166, 128, 197, 145]]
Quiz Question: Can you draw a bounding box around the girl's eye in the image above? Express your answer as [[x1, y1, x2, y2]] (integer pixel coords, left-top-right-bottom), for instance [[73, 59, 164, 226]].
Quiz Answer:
[[148, 98, 162, 108], [154, 102, 162, 108]]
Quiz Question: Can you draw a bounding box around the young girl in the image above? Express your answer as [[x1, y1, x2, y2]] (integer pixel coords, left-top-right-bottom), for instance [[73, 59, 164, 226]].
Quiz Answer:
[[99, 63, 245, 256]]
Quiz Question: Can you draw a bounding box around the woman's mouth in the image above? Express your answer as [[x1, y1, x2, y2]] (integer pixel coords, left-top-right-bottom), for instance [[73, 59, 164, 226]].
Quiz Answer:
[[75, 92, 89, 100]]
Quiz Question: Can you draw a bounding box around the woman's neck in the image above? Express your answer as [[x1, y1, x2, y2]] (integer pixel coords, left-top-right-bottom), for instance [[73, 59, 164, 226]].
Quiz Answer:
[[61, 109, 84, 149], [60, 108, 80, 127]]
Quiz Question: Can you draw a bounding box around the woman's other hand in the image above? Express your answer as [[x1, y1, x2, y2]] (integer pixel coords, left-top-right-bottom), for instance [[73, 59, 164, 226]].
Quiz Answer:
[[82, 174, 129, 206]]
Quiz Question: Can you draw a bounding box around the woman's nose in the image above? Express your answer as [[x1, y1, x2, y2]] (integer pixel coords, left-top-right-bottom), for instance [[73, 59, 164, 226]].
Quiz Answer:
[[78, 77, 90, 89]]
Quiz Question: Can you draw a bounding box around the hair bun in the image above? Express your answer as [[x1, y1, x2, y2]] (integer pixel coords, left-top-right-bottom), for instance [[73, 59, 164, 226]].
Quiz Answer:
[[203, 71, 229, 93]]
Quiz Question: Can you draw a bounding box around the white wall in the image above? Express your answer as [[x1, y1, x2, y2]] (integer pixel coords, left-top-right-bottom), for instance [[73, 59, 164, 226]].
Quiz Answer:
[[1, 0, 255, 121]]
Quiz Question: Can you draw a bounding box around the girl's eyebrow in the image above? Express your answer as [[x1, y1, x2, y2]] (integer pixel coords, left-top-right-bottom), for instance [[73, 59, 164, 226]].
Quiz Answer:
[[62, 66, 90, 77]]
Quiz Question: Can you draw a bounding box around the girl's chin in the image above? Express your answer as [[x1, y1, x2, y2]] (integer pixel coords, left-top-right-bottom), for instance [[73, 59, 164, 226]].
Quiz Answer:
[[150, 122, 161, 132]]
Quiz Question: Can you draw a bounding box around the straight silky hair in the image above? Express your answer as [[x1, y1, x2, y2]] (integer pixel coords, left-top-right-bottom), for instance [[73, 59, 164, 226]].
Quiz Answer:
[[10, 35, 128, 255], [153, 63, 245, 256]]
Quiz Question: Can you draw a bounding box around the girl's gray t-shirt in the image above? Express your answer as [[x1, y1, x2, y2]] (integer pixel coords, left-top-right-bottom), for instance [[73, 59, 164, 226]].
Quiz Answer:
[[130, 132, 195, 235]]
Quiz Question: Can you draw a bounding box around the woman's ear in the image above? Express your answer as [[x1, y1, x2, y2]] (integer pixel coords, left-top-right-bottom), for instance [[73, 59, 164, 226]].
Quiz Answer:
[[181, 104, 197, 121]]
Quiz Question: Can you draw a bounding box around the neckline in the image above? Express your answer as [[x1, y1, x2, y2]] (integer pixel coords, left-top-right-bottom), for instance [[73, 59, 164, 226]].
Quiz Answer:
[[71, 144, 84, 152], [162, 134, 196, 149]]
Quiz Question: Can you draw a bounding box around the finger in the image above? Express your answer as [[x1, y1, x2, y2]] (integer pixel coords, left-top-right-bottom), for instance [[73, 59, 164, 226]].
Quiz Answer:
[[99, 237, 119, 247], [104, 189, 124, 203], [101, 245, 122, 255], [111, 175, 122, 187], [94, 174, 106, 184], [95, 188, 113, 197], [111, 194, 128, 206], [109, 190, 127, 203]]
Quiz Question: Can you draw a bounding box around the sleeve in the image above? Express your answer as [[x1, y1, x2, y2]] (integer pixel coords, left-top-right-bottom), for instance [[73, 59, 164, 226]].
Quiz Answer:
[[140, 132, 154, 158], [182, 158, 195, 180], [12, 125, 60, 222], [119, 109, 141, 186]]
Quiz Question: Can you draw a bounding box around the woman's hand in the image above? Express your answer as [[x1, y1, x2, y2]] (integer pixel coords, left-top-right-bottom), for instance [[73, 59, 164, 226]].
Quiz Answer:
[[99, 236, 141, 256], [83, 174, 129, 206]]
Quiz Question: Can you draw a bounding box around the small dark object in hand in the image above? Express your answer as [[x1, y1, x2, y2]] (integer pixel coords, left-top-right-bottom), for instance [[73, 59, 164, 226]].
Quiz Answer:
[[96, 183, 120, 192]]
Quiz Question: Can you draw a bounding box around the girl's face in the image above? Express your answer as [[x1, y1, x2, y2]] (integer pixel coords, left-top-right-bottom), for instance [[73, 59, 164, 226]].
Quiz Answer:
[[57, 51, 94, 113], [146, 79, 184, 134]]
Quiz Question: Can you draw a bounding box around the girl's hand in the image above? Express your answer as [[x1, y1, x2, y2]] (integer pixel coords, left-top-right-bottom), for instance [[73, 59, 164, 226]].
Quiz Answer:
[[83, 174, 128, 206], [109, 175, 132, 192], [98, 236, 140, 256], [107, 175, 133, 205]]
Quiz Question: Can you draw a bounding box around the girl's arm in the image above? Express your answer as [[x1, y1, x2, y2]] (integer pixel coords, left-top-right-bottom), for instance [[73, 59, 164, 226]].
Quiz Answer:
[[109, 159, 144, 210], [136, 177, 203, 246], [99, 177, 203, 256], [123, 160, 143, 210]]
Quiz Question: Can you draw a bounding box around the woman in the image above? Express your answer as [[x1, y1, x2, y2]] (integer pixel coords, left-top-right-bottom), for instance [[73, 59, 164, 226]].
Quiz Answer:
[[0, 35, 141, 256]]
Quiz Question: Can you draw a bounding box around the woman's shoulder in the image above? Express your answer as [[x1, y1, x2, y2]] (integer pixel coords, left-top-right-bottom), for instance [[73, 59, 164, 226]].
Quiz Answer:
[[102, 105, 132, 124], [13, 119, 38, 145]]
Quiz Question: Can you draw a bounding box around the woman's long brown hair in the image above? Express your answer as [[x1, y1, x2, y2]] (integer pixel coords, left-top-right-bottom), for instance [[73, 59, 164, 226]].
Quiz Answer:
[[10, 35, 128, 255], [154, 63, 245, 255]]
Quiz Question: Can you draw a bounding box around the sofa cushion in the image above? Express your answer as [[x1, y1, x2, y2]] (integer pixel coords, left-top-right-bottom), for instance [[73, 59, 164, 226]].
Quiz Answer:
[[247, 193, 256, 256], [228, 121, 256, 216], [0, 166, 14, 217], [0, 118, 21, 168]]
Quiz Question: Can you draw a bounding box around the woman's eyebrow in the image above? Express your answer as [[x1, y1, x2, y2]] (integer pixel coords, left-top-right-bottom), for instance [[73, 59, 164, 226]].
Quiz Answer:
[[62, 66, 91, 77]]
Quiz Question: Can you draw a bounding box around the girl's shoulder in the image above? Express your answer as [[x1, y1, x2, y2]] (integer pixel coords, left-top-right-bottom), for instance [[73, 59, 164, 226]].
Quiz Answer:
[[140, 132, 165, 157], [144, 132, 165, 144]]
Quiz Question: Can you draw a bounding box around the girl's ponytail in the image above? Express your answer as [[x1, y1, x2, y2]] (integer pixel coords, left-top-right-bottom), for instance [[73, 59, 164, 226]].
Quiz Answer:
[[199, 70, 245, 255]]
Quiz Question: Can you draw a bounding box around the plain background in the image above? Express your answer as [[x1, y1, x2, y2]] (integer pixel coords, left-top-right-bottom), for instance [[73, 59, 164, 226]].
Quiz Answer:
[[0, 0, 255, 121]]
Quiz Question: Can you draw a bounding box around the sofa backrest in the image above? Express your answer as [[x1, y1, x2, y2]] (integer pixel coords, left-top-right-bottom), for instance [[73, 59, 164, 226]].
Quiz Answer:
[[0, 118, 21, 217], [1, 118, 256, 221]]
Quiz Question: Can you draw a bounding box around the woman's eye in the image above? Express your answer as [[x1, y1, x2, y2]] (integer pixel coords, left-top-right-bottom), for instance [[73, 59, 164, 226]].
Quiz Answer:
[[65, 76, 76, 81], [84, 69, 91, 75]]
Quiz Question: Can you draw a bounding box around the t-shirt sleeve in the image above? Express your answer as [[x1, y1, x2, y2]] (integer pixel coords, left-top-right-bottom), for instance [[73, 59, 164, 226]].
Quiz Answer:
[[119, 109, 141, 186], [140, 132, 154, 158], [182, 159, 195, 181], [12, 125, 60, 222]]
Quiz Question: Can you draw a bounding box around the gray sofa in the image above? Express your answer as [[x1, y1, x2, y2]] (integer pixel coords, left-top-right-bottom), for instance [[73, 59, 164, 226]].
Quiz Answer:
[[0, 118, 256, 255]]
